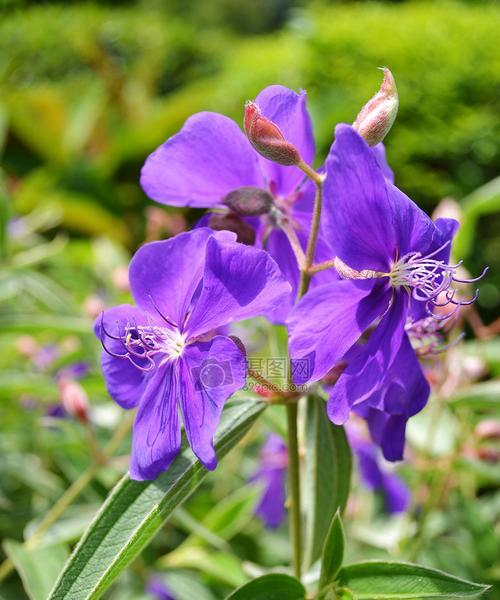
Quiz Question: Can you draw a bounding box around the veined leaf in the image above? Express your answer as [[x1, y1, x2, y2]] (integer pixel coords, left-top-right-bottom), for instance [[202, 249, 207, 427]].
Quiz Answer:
[[337, 561, 490, 598], [48, 399, 265, 600], [302, 396, 351, 569]]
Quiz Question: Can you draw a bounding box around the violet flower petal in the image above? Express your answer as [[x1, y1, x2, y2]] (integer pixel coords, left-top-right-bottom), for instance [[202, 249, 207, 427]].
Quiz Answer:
[[323, 124, 397, 272], [186, 236, 291, 338], [180, 336, 247, 469], [94, 304, 151, 409], [130, 364, 182, 481], [140, 112, 261, 207], [287, 279, 391, 385], [129, 228, 235, 327]]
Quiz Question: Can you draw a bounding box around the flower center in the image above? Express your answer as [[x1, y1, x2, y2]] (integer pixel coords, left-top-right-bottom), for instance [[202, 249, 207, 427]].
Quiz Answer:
[[388, 241, 487, 318], [100, 317, 186, 372]]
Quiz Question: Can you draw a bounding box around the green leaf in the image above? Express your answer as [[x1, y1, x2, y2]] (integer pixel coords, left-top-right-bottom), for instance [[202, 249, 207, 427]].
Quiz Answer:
[[163, 546, 247, 588], [319, 510, 345, 591], [337, 561, 490, 598], [201, 485, 260, 540], [449, 381, 500, 410], [225, 574, 306, 600], [302, 396, 352, 568], [3, 540, 68, 600], [47, 399, 265, 600], [0, 314, 92, 335]]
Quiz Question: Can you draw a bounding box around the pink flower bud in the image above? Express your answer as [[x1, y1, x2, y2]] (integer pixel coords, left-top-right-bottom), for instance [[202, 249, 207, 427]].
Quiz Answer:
[[353, 68, 399, 146], [244, 101, 301, 166], [59, 379, 89, 423]]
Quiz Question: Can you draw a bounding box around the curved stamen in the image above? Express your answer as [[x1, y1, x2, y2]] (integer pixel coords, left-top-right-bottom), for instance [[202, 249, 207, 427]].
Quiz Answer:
[[99, 313, 186, 373], [390, 244, 487, 327], [148, 295, 178, 328]]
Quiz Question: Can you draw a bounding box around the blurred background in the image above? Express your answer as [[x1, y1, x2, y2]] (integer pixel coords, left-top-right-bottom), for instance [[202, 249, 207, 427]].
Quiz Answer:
[[0, 1, 499, 599]]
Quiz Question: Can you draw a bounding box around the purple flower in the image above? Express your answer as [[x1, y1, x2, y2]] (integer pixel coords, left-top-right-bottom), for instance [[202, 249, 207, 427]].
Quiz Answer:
[[95, 228, 290, 480], [288, 124, 485, 461], [347, 425, 410, 515], [250, 434, 287, 529], [146, 575, 175, 600], [140, 86, 328, 320]]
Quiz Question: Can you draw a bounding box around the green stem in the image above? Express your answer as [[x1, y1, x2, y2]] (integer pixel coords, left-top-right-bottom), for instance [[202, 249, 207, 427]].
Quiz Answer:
[[286, 401, 302, 579], [284, 161, 324, 578], [0, 412, 134, 582], [298, 177, 323, 298]]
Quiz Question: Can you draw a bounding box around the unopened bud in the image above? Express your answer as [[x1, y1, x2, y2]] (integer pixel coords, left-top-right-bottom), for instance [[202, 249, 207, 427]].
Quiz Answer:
[[208, 213, 256, 246], [353, 67, 398, 146], [59, 379, 89, 423], [244, 101, 301, 166], [223, 186, 274, 216]]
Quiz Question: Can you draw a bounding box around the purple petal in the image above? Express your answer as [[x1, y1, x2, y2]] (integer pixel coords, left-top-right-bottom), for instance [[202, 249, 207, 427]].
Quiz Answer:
[[254, 86, 315, 197], [141, 112, 262, 207], [94, 305, 151, 409], [349, 428, 410, 514], [287, 279, 391, 385], [387, 182, 436, 257], [326, 290, 409, 422], [251, 434, 287, 529], [186, 237, 291, 338], [371, 143, 394, 183], [265, 228, 300, 323], [146, 576, 176, 600], [382, 472, 411, 514], [323, 124, 396, 272], [180, 336, 247, 469], [352, 334, 430, 461], [130, 364, 182, 480], [129, 229, 234, 327]]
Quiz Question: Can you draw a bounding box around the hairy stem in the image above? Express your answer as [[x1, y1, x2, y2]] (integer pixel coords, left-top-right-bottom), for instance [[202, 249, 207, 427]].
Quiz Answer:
[[284, 161, 324, 578], [280, 217, 306, 269], [286, 401, 302, 579], [298, 176, 324, 298]]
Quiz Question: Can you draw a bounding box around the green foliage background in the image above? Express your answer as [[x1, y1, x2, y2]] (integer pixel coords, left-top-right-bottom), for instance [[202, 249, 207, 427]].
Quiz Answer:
[[1, 0, 499, 315], [0, 2, 499, 599]]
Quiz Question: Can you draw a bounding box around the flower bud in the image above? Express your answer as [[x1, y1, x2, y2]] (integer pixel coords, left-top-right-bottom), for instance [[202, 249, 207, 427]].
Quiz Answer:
[[223, 186, 274, 216], [353, 67, 398, 146], [208, 213, 256, 246], [244, 101, 301, 166], [58, 379, 89, 423]]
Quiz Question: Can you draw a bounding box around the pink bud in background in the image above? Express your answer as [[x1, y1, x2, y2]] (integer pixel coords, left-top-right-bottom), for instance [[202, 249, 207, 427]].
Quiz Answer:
[[83, 295, 105, 319], [112, 265, 130, 293], [353, 67, 399, 146], [244, 101, 301, 166], [59, 379, 89, 423]]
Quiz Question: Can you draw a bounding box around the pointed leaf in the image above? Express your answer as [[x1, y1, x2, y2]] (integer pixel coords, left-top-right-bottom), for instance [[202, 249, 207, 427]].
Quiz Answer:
[[225, 574, 306, 600], [48, 399, 265, 600], [303, 396, 352, 568], [4, 540, 68, 600], [337, 561, 490, 598], [319, 510, 345, 591]]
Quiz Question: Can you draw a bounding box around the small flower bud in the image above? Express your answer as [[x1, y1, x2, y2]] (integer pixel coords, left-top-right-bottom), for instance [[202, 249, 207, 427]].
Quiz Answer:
[[208, 213, 256, 246], [223, 186, 274, 216], [353, 67, 398, 146], [244, 101, 301, 166], [59, 379, 89, 423]]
